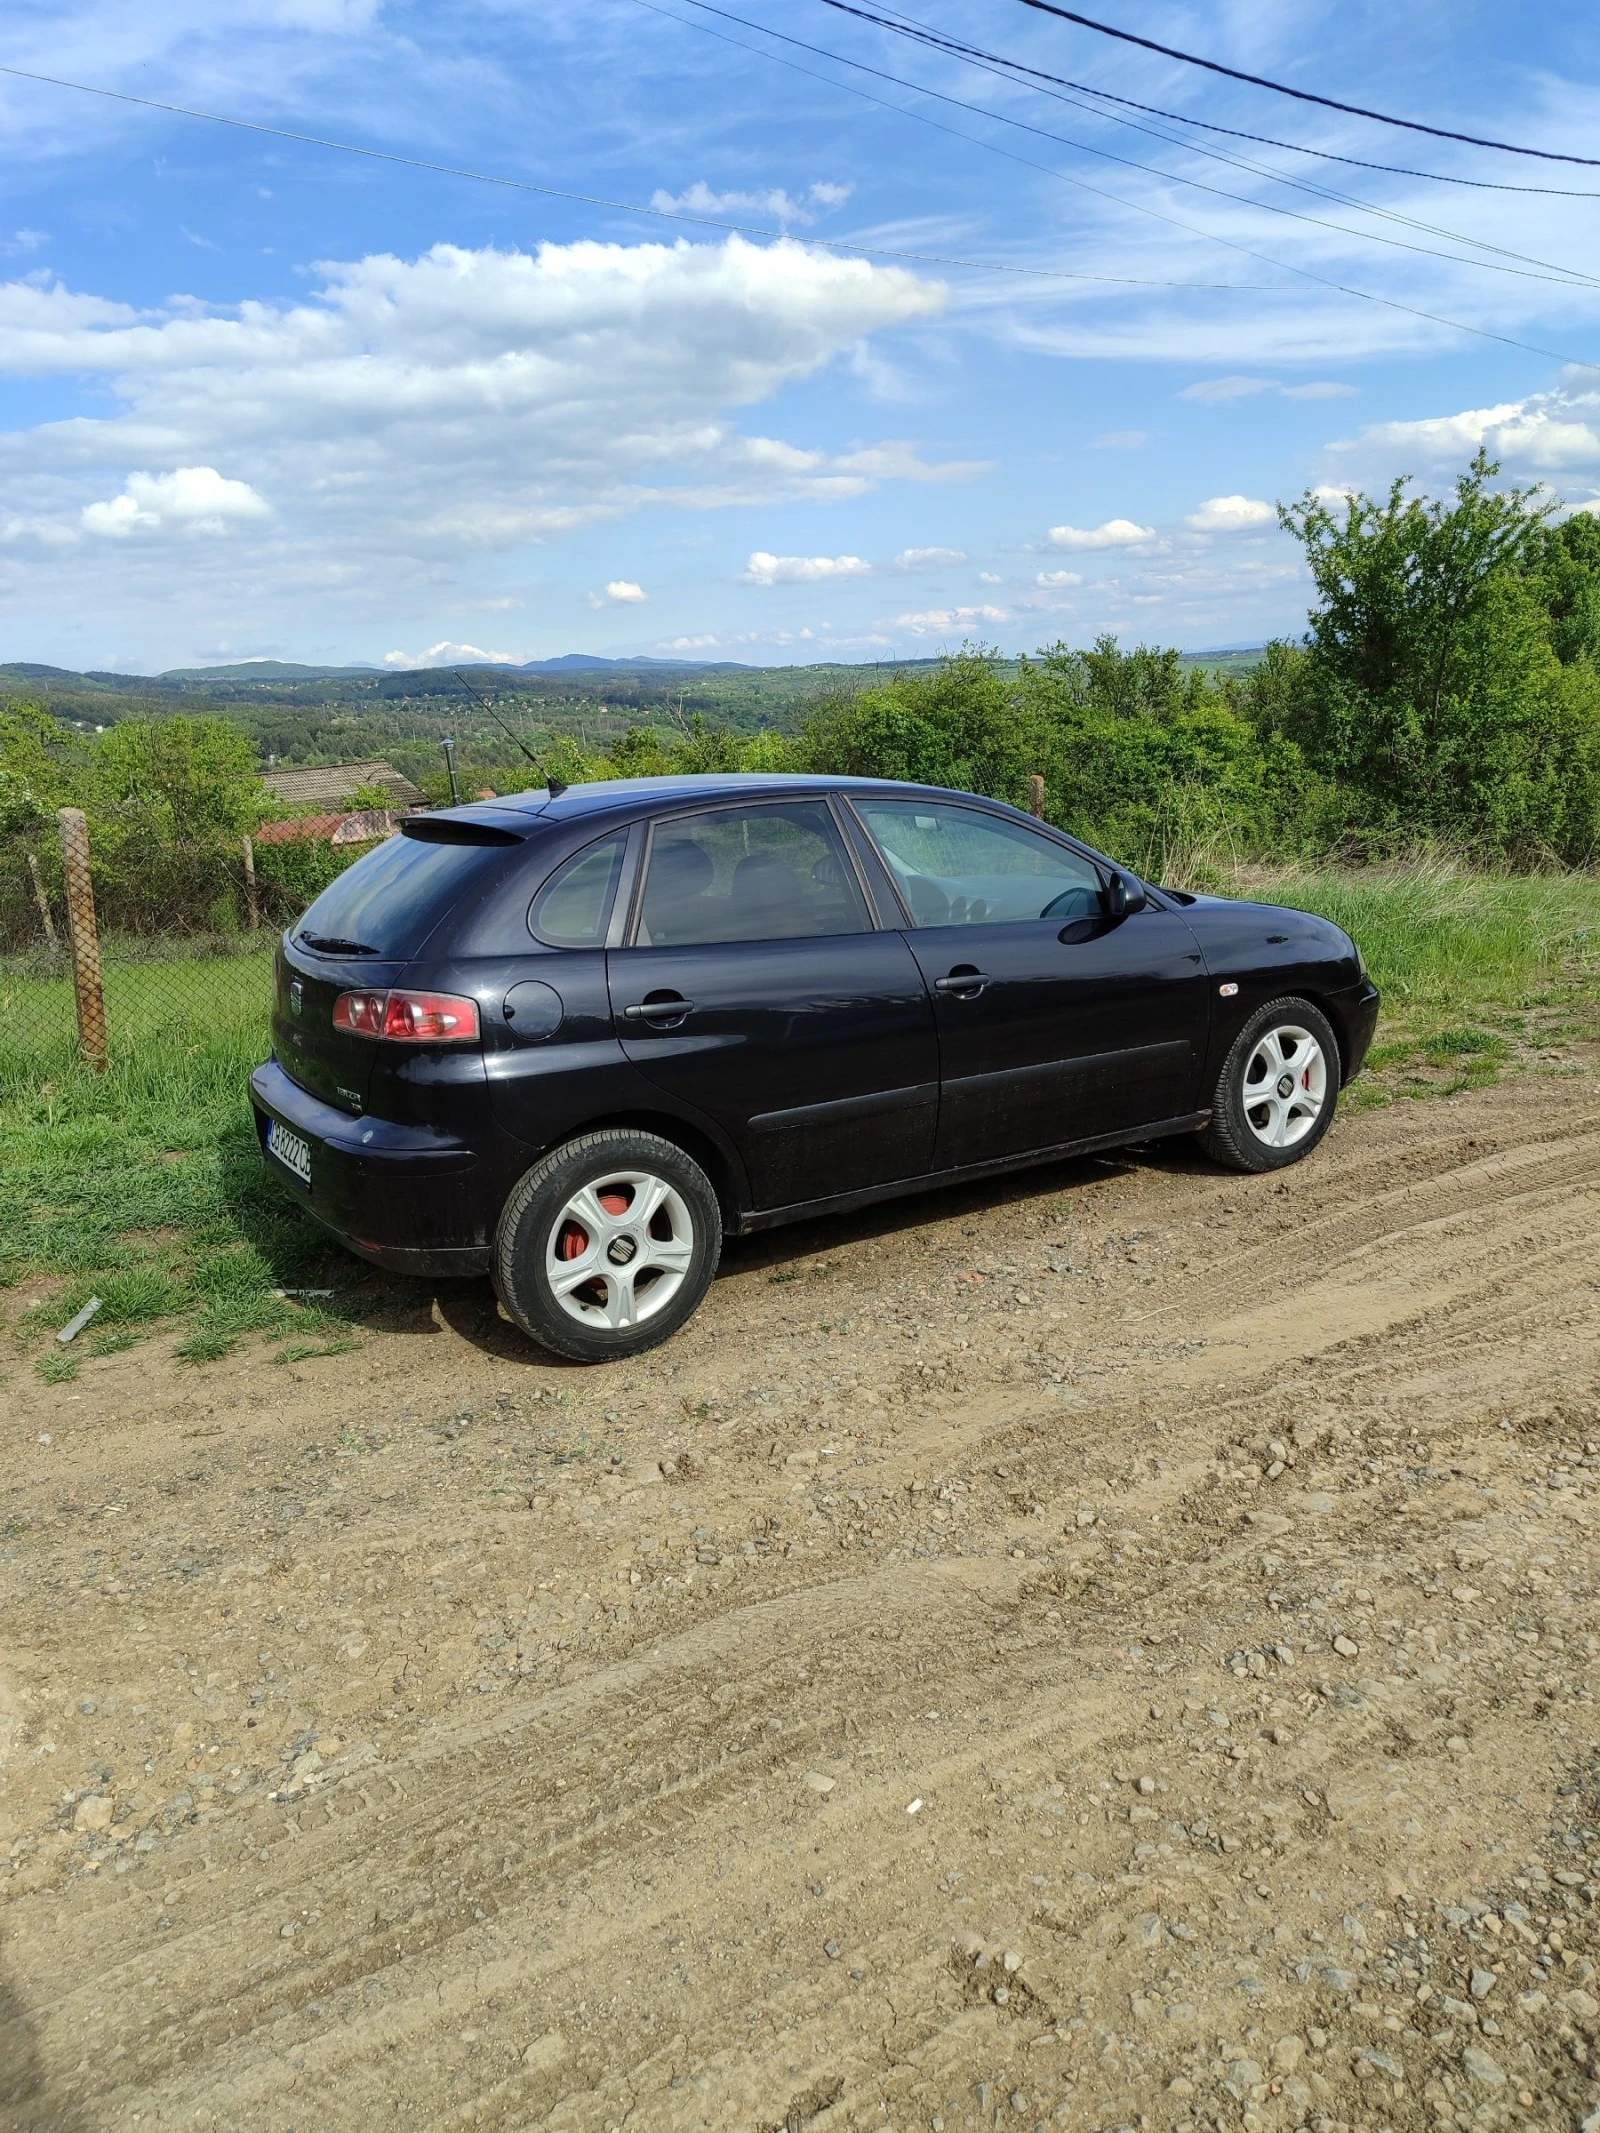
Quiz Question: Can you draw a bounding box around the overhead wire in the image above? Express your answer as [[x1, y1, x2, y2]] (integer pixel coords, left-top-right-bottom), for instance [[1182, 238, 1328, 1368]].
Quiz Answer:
[[804, 0, 1600, 288], [1010, 0, 1600, 169], [814, 0, 1600, 201], [634, 0, 1600, 371], [0, 60, 1282, 292], [672, 0, 1600, 291]]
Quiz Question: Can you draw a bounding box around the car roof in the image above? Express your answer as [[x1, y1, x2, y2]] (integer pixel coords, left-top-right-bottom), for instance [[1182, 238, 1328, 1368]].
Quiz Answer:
[[419, 772, 1033, 836]]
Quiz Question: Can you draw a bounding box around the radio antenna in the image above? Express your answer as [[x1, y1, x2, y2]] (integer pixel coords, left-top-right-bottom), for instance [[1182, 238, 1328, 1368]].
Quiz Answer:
[[450, 669, 569, 798]]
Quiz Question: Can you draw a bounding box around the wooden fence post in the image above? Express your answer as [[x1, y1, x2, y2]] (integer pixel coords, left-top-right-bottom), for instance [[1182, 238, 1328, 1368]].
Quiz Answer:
[[26, 852, 58, 948], [57, 807, 109, 1072], [1029, 773, 1046, 819], [242, 834, 261, 931]]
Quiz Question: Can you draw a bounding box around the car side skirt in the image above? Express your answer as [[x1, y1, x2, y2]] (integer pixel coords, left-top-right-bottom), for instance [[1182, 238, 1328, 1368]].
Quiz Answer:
[[733, 1110, 1211, 1236]]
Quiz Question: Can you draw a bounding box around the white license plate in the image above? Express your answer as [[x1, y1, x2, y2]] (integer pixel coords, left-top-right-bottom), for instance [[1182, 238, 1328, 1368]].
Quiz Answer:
[[267, 1118, 314, 1187]]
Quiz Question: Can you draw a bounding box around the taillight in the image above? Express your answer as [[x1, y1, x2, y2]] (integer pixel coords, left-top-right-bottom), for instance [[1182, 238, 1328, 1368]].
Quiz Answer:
[[333, 989, 480, 1042]]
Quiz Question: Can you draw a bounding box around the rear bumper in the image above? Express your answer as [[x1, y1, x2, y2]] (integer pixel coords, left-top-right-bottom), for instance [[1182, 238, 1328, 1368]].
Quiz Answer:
[[1330, 978, 1381, 1084], [249, 1058, 495, 1277]]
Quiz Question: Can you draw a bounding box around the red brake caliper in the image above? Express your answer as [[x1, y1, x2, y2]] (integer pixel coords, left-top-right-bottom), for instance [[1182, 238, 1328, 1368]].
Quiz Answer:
[[559, 1189, 631, 1260]]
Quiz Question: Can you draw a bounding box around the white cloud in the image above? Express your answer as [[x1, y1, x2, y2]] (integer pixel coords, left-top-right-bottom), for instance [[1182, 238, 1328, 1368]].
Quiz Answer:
[[604, 579, 648, 602], [894, 546, 967, 570], [742, 551, 873, 586], [81, 466, 271, 538], [649, 180, 853, 226], [1185, 495, 1277, 533], [1179, 376, 1356, 406], [382, 640, 524, 668], [1090, 429, 1147, 449], [1035, 569, 1082, 588], [1178, 377, 1275, 405], [0, 236, 950, 638], [894, 603, 1007, 633], [977, 570, 1003, 585], [1045, 518, 1154, 551], [1332, 381, 1600, 480]]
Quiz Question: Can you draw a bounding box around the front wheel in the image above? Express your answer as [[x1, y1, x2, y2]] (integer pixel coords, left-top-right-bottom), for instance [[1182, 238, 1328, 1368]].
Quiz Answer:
[[1198, 997, 1340, 1173], [493, 1129, 722, 1362]]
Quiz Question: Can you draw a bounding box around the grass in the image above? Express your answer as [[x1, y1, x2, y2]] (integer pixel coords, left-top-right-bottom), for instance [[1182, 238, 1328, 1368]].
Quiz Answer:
[[2, 861, 1596, 1364], [1224, 857, 1600, 1106], [0, 938, 355, 1371]]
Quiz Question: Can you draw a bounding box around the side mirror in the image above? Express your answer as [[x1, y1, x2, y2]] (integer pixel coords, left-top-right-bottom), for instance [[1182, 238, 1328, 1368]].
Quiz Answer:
[[1103, 869, 1148, 921]]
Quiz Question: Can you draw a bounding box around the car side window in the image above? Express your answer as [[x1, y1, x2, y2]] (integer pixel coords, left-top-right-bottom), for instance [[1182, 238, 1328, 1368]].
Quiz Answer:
[[635, 801, 870, 946], [529, 833, 627, 947], [855, 799, 1103, 927]]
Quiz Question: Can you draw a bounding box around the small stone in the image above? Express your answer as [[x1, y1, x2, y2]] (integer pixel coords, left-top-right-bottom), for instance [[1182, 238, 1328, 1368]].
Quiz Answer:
[[1470, 1968, 1497, 2000], [1206, 1708, 1230, 1729], [1271, 1727, 1293, 1746], [77, 1699, 97, 1717], [1462, 2046, 1506, 2089], [824, 1939, 841, 1959], [1332, 1635, 1359, 1658], [1271, 2035, 1303, 2074], [1002, 1947, 1022, 1973], [1136, 1774, 1156, 1795], [1446, 1734, 1469, 1755], [801, 1771, 836, 1795], [1009, 2093, 1028, 2114], [73, 1794, 113, 1833]]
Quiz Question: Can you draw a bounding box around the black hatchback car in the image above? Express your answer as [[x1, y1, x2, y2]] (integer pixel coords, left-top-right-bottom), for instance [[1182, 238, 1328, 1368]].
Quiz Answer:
[[250, 775, 1378, 1361]]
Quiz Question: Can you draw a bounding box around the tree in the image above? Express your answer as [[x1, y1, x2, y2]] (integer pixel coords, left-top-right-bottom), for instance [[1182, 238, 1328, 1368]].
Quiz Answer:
[[796, 648, 1043, 806], [91, 717, 265, 847], [1276, 451, 1600, 854]]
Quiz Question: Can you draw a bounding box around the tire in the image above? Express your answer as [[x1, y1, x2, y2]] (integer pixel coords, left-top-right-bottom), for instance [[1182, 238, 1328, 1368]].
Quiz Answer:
[[493, 1129, 722, 1362], [1198, 996, 1341, 1174]]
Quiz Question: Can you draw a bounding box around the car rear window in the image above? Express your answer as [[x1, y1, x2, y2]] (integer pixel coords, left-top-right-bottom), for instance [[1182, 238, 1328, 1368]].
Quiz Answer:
[[294, 833, 512, 958]]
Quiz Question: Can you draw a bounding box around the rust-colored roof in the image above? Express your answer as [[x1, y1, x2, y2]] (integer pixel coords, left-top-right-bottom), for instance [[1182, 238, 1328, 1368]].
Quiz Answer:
[[254, 809, 401, 846]]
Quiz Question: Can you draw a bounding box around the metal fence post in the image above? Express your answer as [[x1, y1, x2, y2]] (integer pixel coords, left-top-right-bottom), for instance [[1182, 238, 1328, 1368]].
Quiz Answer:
[[242, 833, 261, 931], [57, 807, 109, 1071], [27, 852, 58, 948], [1029, 773, 1046, 819]]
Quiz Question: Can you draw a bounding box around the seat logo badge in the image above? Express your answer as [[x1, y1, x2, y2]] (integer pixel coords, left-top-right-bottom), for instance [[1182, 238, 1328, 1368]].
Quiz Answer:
[[289, 979, 304, 1017], [607, 1235, 639, 1266]]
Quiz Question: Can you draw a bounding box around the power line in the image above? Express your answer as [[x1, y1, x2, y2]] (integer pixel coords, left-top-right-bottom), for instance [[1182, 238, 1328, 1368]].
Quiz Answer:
[[802, 0, 1600, 286], [640, 0, 1600, 371], [814, 0, 1600, 198], [0, 60, 1278, 292], [1011, 0, 1600, 169]]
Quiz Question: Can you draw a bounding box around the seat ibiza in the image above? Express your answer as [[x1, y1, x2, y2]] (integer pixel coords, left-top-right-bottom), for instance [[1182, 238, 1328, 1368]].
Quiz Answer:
[[250, 775, 1378, 1361]]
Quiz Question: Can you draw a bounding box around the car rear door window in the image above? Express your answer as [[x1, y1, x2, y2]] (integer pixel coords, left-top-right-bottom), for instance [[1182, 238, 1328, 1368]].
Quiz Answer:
[[529, 833, 627, 947], [854, 799, 1102, 926], [635, 802, 870, 945]]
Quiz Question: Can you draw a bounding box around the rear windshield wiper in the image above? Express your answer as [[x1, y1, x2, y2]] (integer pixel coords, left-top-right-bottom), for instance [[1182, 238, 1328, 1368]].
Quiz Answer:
[[297, 931, 381, 956]]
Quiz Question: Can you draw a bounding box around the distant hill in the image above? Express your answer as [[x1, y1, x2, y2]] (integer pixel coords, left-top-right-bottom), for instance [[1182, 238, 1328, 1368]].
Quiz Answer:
[[159, 661, 382, 680]]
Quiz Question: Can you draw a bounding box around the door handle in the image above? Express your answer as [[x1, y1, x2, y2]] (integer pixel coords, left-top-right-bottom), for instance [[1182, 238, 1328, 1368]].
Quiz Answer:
[[935, 969, 990, 998], [624, 996, 695, 1023]]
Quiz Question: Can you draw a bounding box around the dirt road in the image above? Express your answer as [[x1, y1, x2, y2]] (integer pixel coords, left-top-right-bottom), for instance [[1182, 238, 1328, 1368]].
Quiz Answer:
[[4, 1069, 1600, 2132]]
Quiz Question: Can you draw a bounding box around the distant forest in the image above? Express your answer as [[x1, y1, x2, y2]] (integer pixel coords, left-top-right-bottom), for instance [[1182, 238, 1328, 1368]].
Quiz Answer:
[[0, 647, 1266, 806]]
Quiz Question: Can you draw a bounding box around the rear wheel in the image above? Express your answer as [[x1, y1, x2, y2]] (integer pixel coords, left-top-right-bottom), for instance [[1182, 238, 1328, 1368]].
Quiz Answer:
[[494, 1129, 722, 1361], [1199, 997, 1339, 1173]]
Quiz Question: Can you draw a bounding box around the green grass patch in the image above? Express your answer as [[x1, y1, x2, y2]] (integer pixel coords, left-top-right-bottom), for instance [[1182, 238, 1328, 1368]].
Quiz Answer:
[[35, 1351, 79, 1384]]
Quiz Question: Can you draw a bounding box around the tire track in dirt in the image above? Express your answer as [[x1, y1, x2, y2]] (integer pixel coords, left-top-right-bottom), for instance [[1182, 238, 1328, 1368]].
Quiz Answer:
[[4, 1073, 1600, 2130]]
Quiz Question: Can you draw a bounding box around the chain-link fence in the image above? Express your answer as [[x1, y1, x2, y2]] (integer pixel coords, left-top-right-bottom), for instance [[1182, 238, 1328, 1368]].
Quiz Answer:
[[0, 812, 387, 1099]]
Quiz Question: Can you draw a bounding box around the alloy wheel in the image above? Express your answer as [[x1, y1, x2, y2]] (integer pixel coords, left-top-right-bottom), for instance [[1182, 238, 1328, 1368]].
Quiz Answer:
[[545, 1171, 696, 1330], [1241, 1024, 1327, 1150]]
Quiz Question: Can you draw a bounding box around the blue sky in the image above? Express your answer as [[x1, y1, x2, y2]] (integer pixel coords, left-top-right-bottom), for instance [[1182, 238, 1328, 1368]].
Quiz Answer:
[[2, 0, 1598, 671]]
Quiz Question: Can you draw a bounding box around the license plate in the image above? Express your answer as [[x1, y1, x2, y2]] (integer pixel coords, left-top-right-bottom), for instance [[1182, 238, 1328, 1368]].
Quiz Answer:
[[267, 1118, 314, 1187]]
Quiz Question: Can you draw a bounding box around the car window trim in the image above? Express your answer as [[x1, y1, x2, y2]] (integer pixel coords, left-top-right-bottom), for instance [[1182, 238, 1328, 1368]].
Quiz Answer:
[[840, 793, 1115, 923], [621, 794, 877, 949]]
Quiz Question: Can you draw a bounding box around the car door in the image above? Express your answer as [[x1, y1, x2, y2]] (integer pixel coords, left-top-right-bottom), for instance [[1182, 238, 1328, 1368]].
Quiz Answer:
[[606, 797, 939, 1213], [849, 795, 1209, 1168]]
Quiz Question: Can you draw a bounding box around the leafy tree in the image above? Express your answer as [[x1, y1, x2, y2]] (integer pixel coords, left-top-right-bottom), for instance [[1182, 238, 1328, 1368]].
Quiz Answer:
[[1534, 509, 1600, 666], [796, 648, 1044, 806], [1276, 451, 1600, 855], [91, 717, 266, 847]]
